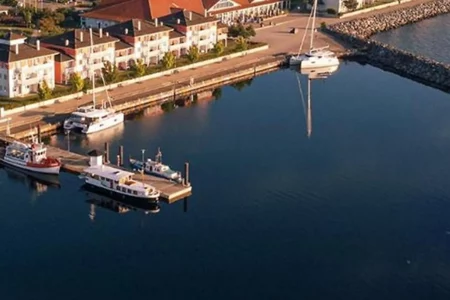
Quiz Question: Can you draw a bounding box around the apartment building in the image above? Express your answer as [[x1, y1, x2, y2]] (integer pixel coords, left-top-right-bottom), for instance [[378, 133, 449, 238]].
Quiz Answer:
[[205, 0, 290, 25], [41, 29, 118, 84], [0, 32, 57, 98], [106, 18, 172, 68], [160, 9, 219, 53]]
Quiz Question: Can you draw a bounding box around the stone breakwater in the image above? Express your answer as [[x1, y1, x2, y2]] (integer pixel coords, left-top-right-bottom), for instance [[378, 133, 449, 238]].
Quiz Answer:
[[325, 0, 450, 91]]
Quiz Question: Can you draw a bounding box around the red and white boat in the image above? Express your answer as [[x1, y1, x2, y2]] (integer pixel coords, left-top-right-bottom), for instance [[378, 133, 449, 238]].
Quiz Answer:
[[0, 141, 61, 175]]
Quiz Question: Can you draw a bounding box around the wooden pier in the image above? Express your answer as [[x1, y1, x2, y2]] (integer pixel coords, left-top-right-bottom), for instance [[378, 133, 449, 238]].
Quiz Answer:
[[0, 135, 192, 203]]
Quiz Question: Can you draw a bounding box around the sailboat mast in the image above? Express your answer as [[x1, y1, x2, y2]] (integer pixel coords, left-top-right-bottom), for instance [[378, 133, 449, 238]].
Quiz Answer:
[[89, 28, 96, 108], [310, 0, 318, 51]]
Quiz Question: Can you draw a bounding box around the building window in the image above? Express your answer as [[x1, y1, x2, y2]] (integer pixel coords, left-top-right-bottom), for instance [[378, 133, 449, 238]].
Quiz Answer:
[[212, 0, 235, 10]]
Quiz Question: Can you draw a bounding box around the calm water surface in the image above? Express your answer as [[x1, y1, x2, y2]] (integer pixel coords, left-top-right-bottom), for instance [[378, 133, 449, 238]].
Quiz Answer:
[[374, 13, 450, 64], [2, 62, 450, 299]]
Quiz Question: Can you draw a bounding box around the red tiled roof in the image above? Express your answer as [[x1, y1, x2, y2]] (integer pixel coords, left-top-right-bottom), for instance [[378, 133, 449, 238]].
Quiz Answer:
[[84, 0, 282, 21], [84, 0, 207, 21]]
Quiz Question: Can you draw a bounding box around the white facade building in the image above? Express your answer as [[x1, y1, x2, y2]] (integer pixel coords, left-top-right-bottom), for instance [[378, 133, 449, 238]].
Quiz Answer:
[[0, 33, 57, 98]]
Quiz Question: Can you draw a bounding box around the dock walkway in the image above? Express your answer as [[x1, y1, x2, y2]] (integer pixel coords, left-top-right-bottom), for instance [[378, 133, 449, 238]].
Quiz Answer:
[[0, 135, 192, 202]]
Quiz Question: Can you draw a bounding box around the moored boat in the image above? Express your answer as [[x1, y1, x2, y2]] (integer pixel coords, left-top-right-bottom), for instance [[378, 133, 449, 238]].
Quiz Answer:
[[129, 148, 182, 183], [289, 0, 339, 69], [0, 141, 61, 175], [81, 150, 160, 202]]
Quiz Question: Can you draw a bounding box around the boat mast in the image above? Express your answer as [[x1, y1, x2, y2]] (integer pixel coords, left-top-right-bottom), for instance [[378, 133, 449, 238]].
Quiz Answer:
[[310, 0, 318, 51], [296, 8, 313, 56], [156, 147, 162, 163], [89, 28, 96, 108]]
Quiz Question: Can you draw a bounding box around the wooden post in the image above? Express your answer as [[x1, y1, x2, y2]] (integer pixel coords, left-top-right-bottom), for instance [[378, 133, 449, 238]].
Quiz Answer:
[[104, 142, 109, 163], [119, 145, 124, 166], [37, 124, 41, 143], [116, 155, 120, 166], [184, 162, 190, 186]]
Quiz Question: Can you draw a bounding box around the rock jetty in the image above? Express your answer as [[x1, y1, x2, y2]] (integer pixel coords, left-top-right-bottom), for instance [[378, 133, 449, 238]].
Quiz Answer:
[[326, 0, 450, 91]]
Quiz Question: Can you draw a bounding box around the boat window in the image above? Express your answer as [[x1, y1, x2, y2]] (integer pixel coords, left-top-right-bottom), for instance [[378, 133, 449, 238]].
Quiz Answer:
[[122, 187, 126, 192], [128, 189, 132, 193], [133, 191, 137, 195], [116, 186, 120, 190]]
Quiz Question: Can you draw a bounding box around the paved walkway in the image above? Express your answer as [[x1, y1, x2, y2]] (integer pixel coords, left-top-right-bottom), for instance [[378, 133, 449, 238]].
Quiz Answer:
[[1, 0, 433, 133]]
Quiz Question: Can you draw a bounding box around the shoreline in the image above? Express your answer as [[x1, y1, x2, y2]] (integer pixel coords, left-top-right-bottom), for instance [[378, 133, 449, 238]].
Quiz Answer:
[[325, 0, 450, 92], [3, 1, 450, 138]]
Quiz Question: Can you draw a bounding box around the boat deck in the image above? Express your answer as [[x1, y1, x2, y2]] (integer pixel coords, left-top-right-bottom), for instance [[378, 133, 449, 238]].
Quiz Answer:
[[46, 146, 192, 202], [0, 135, 192, 202]]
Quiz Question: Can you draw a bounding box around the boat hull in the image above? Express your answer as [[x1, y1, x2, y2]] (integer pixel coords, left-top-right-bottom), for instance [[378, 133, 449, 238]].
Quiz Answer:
[[0, 157, 60, 174], [83, 179, 159, 203], [83, 113, 125, 134], [64, 112, 124, 135]]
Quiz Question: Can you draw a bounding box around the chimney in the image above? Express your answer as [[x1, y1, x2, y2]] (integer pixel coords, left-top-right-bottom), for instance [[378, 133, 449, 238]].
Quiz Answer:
[[177, 18, 180, 24], [204, 10, 207, 17], [161, 21, 164, 26], [36, 39, 40, 51], [125, 28, 129, 35], [99, 28, 103, 38], [189, 11, 192, 21], [106, 31, 109, 37], [138, 20, 141, 31], [155, 18, 158, 27], [80, 31, 84, 42], [15, 44, 18, 55], [65, 39, 69, 46]]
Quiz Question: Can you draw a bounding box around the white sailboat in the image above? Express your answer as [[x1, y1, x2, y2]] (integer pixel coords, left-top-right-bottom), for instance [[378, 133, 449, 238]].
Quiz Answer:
[[64, 28, 124, 134], [290, 0, 340, 69]]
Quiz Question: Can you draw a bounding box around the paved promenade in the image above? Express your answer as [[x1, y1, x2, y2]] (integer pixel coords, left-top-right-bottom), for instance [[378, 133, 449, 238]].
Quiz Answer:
[[1, 0, 434, 133]]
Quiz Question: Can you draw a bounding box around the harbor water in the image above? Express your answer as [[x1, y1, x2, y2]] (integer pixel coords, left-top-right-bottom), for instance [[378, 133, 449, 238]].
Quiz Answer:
[[374, 13, 450, 64], [2, 45, 450, 298]]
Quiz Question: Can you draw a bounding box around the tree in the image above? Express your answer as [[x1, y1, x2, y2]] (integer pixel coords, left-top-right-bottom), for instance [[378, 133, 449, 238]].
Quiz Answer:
[[343, 0, 358, 11], [39, 17, 63, 35], [82, 77, 92, 93], [235, 36, 248, 51], [245, 25, 256, 38], [69, 72, 84, 92], [37, 80, 52, 100], [130, 59, 146, 77], [213, 41, 224, 56], [102, 60, 119, 83], [161, 52, 175, 69], [187, 45, 199, 63], [228, 24, 256, 39], [21, 9, 32, 28]]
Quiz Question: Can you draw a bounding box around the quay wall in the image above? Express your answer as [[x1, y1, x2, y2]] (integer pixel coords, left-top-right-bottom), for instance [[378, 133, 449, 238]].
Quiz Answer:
[[326, 0, 450, 91], [0, 45, 269, 118], [7, 57, 284, 140]]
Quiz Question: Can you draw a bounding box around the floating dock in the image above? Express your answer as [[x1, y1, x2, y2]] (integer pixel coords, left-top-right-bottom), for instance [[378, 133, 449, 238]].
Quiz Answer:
[[0, 135, 192, 203]]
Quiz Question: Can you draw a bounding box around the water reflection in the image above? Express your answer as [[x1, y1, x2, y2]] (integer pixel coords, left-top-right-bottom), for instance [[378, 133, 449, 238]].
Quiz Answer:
[[54, 122, 125, 152], [84, 190, 161, 221], [0, 165, 60, 200], [296, 65, 339, 138]]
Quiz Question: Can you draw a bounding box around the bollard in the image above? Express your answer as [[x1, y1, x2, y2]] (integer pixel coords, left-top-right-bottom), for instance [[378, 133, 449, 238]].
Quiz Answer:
[[184, 162, 190, 186], [116, 155, 120, 166], [119, 145, 124, 166], [104, 142, 109, 163]]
